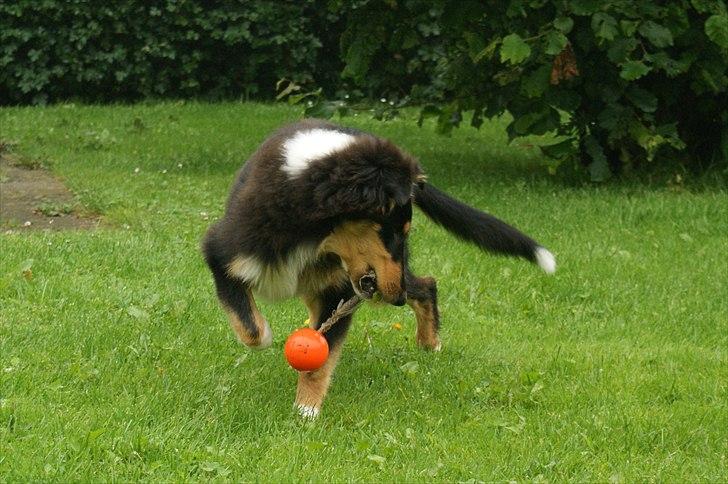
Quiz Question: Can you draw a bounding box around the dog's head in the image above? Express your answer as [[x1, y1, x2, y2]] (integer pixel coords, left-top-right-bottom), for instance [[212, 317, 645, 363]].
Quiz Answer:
[[316, 136, 423, 305]]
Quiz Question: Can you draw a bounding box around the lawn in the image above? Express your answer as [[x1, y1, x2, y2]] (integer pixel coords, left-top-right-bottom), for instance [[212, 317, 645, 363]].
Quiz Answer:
[[1, 102, 726, 482]]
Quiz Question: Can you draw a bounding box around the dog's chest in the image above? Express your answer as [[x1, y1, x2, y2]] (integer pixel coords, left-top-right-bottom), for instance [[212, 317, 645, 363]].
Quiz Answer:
[[228, 244, 339, 301]]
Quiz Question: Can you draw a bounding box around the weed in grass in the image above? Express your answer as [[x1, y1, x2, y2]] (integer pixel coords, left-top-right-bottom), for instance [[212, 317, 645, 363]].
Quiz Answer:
[[34, 200, 75, 217]]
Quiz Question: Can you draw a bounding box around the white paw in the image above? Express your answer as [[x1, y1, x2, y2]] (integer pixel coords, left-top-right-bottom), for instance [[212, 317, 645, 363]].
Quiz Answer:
[[297, 404, 320, 419], [249, 320, 273, 350], [433, 342, 442, 352]]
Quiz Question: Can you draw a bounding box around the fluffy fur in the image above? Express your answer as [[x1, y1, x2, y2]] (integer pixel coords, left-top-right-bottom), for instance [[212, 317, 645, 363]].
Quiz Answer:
[[202, 119, 556, 417]]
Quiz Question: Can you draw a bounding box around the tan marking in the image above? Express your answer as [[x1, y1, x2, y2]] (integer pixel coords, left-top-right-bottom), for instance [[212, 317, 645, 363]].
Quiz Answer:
[[221, 288, 270, 347], [302, 295, 322, 328], [294, 343, 343, 412], [297, 263, 349, 298], [410, 299, 440, 350], [320, 220, 404, 303], [403, 221, 411, 235]]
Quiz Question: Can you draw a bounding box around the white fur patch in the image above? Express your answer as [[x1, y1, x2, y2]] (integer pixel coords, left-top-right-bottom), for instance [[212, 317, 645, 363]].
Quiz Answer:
[[297, 404, 320, 419], [281, 129, 355, 177], [535, 247, 556, 274], [227, 244, 321, 301], [252, 320, 273, 349]]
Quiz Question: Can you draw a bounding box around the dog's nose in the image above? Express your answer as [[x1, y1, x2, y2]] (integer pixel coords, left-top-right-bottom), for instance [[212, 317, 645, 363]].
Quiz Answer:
[[392, 292, 407, 306]]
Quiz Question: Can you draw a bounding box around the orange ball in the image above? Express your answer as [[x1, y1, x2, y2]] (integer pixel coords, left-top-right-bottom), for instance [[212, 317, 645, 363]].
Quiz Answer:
[[284, 328, 329, 371]]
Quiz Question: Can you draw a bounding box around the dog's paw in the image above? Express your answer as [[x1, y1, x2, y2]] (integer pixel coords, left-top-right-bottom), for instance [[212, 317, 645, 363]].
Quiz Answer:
[[243, 320, 273, 350], [416, 334, 442, 352], [296, 404, 320, 419], [251, 321, 273, 350]]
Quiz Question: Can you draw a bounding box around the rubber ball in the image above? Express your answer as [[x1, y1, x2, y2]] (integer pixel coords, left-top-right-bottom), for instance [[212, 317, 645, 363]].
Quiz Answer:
[[284, 328, 329, 371]]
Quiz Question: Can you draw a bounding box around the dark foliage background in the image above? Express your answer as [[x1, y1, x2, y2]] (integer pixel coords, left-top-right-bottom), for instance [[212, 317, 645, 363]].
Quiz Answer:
[[324, 0, 728, 178], [2, 0, 727, 177], [0, 0, 334, 104]]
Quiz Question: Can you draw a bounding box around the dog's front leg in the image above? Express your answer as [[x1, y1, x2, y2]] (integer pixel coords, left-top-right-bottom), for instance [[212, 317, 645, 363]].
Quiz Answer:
[[206, 256, 272, 349], [295, 286, 356, 418], [405, 269, 441, 351]]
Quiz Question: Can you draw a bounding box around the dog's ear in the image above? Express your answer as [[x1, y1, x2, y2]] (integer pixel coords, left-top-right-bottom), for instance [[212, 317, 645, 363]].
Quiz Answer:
[[312, 165, 411, 217], [308, 137, 422, 219]]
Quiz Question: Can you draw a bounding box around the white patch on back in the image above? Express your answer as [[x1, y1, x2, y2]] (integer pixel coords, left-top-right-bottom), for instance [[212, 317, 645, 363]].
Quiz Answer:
[[281, 129, 356, 177], [227, 244, 321, 301]]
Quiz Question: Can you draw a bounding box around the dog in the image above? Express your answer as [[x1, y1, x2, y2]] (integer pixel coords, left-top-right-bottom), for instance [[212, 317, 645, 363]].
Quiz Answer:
[[202, 119, 556, 418]]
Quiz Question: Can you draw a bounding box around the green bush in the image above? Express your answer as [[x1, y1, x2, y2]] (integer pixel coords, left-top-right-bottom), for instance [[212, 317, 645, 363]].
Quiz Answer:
[[327, 0, 728, 177], [0, 1, 331, 104]]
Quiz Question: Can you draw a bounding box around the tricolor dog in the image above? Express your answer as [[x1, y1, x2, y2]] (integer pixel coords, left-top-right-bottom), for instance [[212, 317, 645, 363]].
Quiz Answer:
[[202, 119, 556, 418]]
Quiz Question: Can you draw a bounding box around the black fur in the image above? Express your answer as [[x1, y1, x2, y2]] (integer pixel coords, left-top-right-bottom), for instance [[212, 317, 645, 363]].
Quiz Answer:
[[203, 119, 420, 266], [413, 183, 539, 262]]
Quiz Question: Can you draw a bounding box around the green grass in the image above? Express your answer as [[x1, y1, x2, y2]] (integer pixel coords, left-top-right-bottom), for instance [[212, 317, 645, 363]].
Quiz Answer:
[[1, 102, 726, 482]]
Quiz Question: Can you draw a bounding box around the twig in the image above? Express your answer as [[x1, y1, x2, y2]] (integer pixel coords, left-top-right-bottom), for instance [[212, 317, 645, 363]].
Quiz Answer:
[[317, 271, 376, 334]]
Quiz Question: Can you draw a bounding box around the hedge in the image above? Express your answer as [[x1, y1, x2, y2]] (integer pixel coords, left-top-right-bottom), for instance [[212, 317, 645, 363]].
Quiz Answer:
[[325, 0, 728, 177], [0, 0, 336, 104]]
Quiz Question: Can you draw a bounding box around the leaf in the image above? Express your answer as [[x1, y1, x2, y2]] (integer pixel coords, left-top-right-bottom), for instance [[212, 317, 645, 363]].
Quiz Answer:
[[705, 14, 728, 51], [553, 17, 574, 34], [639, 21, 674, 48], [473, 38, 500, 64], [500, 33, 531, 65], [400, 361, 419, 376], [571, 0, 601, 16], [304, 100, 336, 119], [199, 461, 230, 477], [274, 80, 301, 101], [607, 38, 638, 63], [539, 138, 575, 159], [547, 89, 581, 111], [626, 86, 658, 113], [287, 89, 320, 106], [513, 112, 542, 135], [620, 61, 651, 80], [620, 20, 639, 37], [584, 135, 611, 182], [417, 104, 442, 127], [305, 441, 325, 452], [521, 65, 551, 98], [127, 305, 150, 320], [592, 13, 618, 42], [646, 52, 692, 77], [500, 416, 527, 434], [342, 24, 385, 81], [426, 462, 445, 477], [545, 31, 568, 55], [550, 43, 580, 84], [86, 428, 106, 443], [463, 32, 487, 63], [367, 454, 386, 466], [20, 259, 33, 280]]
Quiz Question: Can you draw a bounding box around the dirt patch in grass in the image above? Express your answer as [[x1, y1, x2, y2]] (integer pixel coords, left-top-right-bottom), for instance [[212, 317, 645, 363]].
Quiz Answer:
[[0, 153, 100, 231]]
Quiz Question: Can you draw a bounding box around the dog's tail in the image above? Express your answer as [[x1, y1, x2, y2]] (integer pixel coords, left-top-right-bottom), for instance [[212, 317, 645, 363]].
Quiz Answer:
[[413, 183, 556, 273]]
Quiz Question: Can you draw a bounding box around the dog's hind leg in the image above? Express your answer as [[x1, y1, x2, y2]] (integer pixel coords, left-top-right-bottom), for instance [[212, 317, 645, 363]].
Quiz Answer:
[[203, 252, 272, 349], [295, 285, 356, 418], [405, 269, 441, 351]]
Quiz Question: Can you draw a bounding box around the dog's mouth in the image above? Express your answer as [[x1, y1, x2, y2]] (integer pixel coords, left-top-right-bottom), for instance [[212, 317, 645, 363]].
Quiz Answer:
[[356, 271, 377, 299]]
